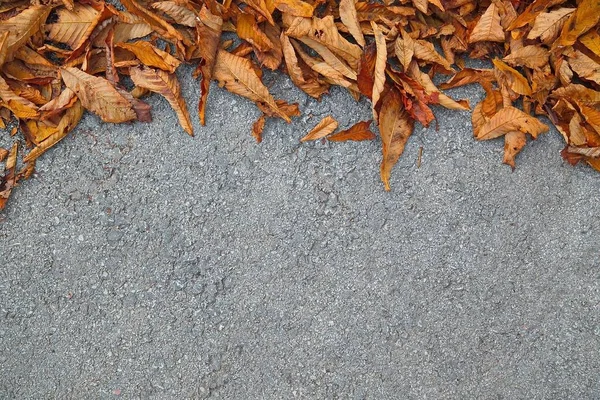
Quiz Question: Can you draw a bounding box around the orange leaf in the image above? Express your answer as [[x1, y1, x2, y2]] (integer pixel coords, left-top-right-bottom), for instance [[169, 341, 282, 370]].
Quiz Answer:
[[61, 67, 137, 123], [328, 120, 375, 142], [130, 66, 193, 135], [378, 88, 414, 191], [301, 115, 338, 141]]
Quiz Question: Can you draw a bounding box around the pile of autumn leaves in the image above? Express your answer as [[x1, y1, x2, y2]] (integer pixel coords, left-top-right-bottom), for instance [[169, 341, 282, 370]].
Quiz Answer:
[[0, 0, 599, 209]]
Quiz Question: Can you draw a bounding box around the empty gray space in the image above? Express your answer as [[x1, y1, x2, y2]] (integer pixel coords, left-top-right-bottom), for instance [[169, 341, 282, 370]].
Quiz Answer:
[[1, 66, 599, 399]]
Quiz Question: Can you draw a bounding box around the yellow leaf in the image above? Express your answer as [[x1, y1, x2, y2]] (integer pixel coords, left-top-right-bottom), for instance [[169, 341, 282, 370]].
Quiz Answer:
[[468, 3, 505, 43], [61, 67, 137, 123], [300, 115, 338, 141], [130, 66, 193, 136], [558, 0, 600, 47], [378, 88, 414, 191], [476, 106, 549, 140], [117, 41, 181, 74], [213, 49, 290, 122], [579, 30, 600, 60], [339, 0, 365, 47]]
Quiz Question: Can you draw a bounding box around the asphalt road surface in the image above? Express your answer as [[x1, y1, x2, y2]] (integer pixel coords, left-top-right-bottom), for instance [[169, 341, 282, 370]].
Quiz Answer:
[[1, 67, 599, 399]]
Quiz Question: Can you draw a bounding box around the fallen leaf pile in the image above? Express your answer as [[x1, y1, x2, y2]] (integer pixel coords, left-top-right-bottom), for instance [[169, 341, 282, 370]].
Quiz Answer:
[[1, 0, 599, 209]]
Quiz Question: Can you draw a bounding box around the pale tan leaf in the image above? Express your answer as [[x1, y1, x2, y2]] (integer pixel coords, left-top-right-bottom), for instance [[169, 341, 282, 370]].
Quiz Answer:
[[502, 45, 549, 70], [371, 22, 386, 117], [528, 8, 574, 44], [339, 0, 365, 47], [298, 37, 357, 80], [213, 49, 290, 122], [468, 3, 505, 43], [151, 1, 197, 27], [568, 50, 600, 85], [300, 115, 338, 141], [476, 106, 549, 140], [394, 30, 414, 70], [130, 66, 193, 135], [61, 67, 136, 123]]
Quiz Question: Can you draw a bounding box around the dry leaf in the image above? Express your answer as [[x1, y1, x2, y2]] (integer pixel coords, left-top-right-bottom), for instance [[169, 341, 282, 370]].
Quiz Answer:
[[213, 49, 291, 122], [379, 88, 414, 191], [130, 66, 193, 135], [476, 106, 549, 140], [339, 0, 365, 47], [61, 67, 137, 123], [117, 41, 181, 73], [328, 120, 375, 141], [469, 3, 505, 43], [301, 115, 338, 141]]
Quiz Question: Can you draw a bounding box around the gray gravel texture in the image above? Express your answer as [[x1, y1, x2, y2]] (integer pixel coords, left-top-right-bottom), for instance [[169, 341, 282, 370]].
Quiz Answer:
[[1, 64, 599, 399]]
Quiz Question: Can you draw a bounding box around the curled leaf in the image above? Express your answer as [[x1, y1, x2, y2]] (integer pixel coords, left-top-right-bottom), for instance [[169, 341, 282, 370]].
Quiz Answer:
[[301, 115, 338, 141]]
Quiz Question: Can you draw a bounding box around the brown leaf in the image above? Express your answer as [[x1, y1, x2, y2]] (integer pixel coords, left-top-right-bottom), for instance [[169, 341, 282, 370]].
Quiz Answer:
[[237, 13, 275, 53], [0, 5, 51, 59], [371, 22, 387, 116], [23, 101, 84, 163], [252, 114, 266, 143], [301, 115, 338, 141], [558, 0, 600, 47], [357, 43, 376, 99], [117, 41, 181, 73], [379, 88, 414, 191], [120, 0, 186, 51], [528, 8, 575, 45], [213, 49, 291, 122], [130, 66, 192, 135], [503, 131, 527, 169], [493, 59, 532, 96], [196, 6, 222, 126], [0, 76, 39, 119], [339, 0, 365, 47], [0, 142, 18, 210], [274, 0, 314, 18], [61, 67, 137, 123], [503, 45, 550, 70], [280, 34, 329, 99], [328, 120, 375, 141], [476, 106, 549, 140], [151, 1, 197, 27], [468, 3, 505, 43]]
